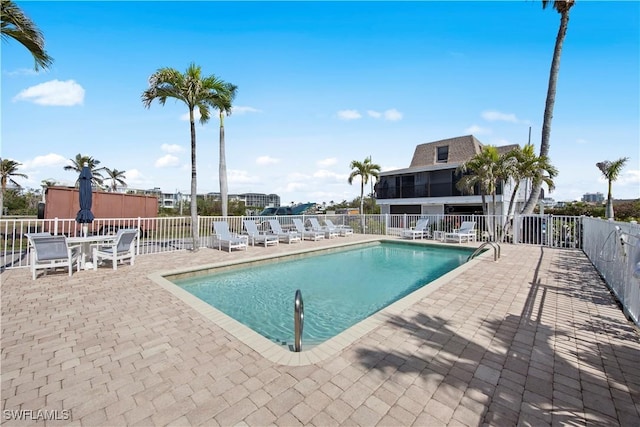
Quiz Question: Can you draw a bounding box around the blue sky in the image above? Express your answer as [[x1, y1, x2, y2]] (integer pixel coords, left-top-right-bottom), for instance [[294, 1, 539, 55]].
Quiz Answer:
[[2, 0, 639, 205]]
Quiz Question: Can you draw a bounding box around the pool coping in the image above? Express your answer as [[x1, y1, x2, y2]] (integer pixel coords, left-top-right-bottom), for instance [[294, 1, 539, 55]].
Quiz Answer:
[[149, 238, 488, 366]]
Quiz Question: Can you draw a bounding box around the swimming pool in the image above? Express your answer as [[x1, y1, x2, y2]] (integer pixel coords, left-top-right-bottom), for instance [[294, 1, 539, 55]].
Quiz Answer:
[[171, 241, 473, 349]]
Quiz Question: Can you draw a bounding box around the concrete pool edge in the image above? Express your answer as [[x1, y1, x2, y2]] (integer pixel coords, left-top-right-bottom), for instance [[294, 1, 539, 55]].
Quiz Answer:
[[149, 238, 485, 366]]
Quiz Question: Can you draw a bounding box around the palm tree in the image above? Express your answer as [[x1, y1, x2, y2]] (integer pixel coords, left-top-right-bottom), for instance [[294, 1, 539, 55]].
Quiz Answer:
[[64, 154, 105, 187], [1, 0, 53, 71], [456, 146, 504, 240], [503, 144, 557, 218], [0, 158, 28, 217], [522, 0, 576, 213], [104, 168, 127, 192], [213, 82, 238, 217], [142, 63, 231, 249], [596, 157, 628, 219], [456, 146, 502, 216], [348, 156, 381, 216]]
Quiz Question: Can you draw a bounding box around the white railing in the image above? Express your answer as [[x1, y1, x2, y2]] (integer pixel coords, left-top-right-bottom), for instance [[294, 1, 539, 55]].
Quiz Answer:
[[582, 217, 640, 326], [1, 213, 584, 271]]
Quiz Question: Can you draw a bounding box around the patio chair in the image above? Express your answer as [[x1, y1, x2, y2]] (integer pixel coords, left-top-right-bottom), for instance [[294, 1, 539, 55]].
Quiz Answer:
[[212, 221, 249, 252], [292, 218, 325, 241], [243, 220, 279, 247], [267, 219, 301, 244], [29, 234, 80, 280], [324, 219, 354, 237], [308, 218, 339, 239], [92, 228, 138, 270], [401, 218, 430, 240], [444, 221, 477, 243]]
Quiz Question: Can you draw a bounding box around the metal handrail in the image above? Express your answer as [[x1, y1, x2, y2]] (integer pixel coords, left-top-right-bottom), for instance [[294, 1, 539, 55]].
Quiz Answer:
[[294, 289, 304, 352], [468, 241, 501, 262]]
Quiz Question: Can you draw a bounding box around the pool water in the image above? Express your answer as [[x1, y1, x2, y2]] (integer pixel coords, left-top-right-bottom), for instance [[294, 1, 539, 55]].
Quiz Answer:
[[174, 242, 471, 346]]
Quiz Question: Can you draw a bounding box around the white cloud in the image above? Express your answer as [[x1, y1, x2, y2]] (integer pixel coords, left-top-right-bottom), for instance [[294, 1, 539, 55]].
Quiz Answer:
[[481, 110, 528, 124], [5, 68, 39, 77], [22, 153, 68, 169], [285, 182, 306, 192], [155, 154, 180, 168], [619, 169, 640, 186], [232, 106, 261, 115], [383, 109, 403, 121], [465, 124, 491, 135], [317, 158, 337, 167], [367, 109, 403, 121], [337, 109, 362, 120], [576, 138, 588, 145], [256, 155, 280, 165], [161, 144, 184, 153], [13, 80, 85, 106], [228, 169, 260, 184], [313, 170, 346, 181]]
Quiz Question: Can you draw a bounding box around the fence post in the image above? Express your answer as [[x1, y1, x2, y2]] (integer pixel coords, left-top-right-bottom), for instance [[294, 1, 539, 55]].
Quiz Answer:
[[54, 217, 59, 235], [137, 217, 141, 254], [385, 214, 389, 236]]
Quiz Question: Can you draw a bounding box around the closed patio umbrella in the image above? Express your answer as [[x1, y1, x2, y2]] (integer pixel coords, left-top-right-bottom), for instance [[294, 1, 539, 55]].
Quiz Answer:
[[76, 163, 94, 236]]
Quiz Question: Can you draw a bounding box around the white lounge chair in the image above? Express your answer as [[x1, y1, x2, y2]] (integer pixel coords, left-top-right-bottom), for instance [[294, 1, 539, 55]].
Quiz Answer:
[[308, 218, 339, 239], [243, 220, 279, 247], [29, 234, 80, 280], [92, 228, 138, 270], [324, 219, 354, 237], [444, 221, 477, 243], [212, 221, 249, 252], [292, 218, 325, 241], [267, 219, 301, 244], [401, 218, 430, 240]]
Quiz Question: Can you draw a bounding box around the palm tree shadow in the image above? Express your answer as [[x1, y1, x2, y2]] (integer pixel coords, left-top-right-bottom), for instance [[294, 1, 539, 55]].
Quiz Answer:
[[355, 247, 640, 425]]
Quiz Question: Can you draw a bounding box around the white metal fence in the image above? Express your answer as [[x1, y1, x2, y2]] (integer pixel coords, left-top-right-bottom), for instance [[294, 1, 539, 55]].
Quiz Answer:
[[582, 217, 640, 326], [1, 213, 582, 270]]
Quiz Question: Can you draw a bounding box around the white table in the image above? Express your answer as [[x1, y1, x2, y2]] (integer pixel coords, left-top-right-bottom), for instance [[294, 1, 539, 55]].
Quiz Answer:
[[432, 231, 446, 242], [67, 235, 116, 270]]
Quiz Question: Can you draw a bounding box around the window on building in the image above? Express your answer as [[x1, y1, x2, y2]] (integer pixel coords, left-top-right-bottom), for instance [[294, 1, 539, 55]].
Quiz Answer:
[[436, 146, 449, 163]]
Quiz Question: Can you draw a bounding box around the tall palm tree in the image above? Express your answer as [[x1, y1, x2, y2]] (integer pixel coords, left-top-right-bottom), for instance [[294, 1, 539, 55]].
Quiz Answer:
[[63, 154, 105, 187], [1, 0, 53, 71], [213, 82, 238, 217], [142, 63, 230, 249], [348, 156, 381, 216], [523, 0, 576, 213], [0, 158, 28, 217], [103, 168, 127, 192], [596, 157, 628, 219]]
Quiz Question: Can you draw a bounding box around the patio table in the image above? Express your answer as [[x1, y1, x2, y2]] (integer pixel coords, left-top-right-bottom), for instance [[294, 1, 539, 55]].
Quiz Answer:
[[67, 235, 117, 270]]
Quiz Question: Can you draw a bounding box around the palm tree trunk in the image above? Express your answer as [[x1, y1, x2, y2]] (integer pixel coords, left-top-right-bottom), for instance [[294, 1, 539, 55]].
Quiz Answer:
[[360, 179, 365, 232], [219, 112, 228, 217], [523, 8, 570, 214], [189, 112, 199, 250], [606, 179, 614, 219]]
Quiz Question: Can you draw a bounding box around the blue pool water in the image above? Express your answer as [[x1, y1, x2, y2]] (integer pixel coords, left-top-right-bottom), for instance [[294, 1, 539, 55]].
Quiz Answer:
[[174, 242, 471, 346]]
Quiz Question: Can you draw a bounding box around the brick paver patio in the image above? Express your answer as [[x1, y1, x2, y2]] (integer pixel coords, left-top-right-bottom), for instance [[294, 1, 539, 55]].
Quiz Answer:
[[2, 236, 639, 426]]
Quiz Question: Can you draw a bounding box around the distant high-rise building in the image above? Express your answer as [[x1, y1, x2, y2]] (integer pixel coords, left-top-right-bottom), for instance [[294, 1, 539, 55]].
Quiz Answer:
[[582, 192, 605, 204]]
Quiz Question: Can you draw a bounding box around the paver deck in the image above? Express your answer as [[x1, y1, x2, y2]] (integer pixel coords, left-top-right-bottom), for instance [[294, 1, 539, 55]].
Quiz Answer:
[[2, 236, 639, 426]]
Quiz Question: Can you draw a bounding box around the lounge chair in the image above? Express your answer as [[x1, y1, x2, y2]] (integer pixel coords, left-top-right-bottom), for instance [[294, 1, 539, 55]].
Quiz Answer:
[[444, 221, 477, 243], [267, 219, 301, 244], [92, 228, 138, 270], [212, 221, 249, 252], [324, 219, 354, 237], [29, 234, 80, 280], [292, 218, 325, 241], [401, 218, 430, 240], [243, 220, 279, 247], [308, 218, 339, 239]]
